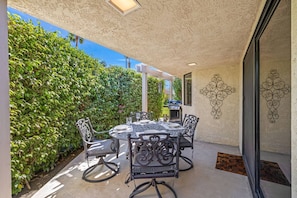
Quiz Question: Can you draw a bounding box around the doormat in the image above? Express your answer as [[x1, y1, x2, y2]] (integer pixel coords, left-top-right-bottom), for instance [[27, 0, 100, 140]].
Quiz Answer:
[[215, 152, 290, 186]]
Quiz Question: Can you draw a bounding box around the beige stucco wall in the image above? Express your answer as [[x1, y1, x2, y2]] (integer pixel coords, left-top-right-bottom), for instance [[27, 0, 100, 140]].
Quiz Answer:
[[182, 65, 240, 146], [259, 60, 291, 154], [291, 0, 297, 197]]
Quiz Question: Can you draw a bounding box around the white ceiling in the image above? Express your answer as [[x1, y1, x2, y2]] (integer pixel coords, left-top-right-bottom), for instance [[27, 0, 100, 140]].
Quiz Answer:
[[8, 0, 264, 77]]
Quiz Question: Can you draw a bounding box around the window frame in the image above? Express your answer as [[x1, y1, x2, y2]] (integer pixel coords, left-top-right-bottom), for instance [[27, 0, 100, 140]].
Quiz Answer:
[[183, 73, 192, 106]]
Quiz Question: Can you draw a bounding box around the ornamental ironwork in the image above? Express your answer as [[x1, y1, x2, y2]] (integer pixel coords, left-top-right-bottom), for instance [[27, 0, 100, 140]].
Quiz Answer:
[[200, 74, 235, 119], [260, 69, 290, 123]]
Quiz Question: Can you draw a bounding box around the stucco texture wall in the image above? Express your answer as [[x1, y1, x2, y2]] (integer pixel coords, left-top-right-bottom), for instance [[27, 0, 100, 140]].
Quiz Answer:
[[291, 0, 297, 197], [183, 65, 240, 146]]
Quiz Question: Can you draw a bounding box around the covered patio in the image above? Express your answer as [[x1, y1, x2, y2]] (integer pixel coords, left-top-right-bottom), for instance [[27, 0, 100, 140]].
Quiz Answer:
[[1, 0, 297, 197], [19, 140, 253, 198]]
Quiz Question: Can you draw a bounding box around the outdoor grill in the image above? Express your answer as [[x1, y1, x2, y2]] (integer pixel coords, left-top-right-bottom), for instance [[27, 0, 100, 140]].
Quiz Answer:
[[168, 102, 182, 123]]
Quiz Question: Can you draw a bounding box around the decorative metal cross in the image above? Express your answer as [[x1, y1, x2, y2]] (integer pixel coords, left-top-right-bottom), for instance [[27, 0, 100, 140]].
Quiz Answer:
[[200, 74, 235, 119], [260, 69, 290, 123]]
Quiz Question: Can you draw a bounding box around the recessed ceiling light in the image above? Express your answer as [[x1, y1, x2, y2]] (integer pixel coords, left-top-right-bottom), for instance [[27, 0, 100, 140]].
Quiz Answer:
[[106, 0, 141, 16], [187, 62, 197, 66]]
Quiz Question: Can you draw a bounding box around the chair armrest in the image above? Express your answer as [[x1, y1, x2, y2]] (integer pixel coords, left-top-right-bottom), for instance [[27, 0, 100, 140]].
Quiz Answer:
[[93, 130, 110, 140], [83, 139, 103, 146], [92, 129, 109, 135]]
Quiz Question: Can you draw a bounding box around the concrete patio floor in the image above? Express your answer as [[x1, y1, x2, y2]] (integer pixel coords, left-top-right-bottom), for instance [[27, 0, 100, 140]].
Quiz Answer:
[[20, 141, 253, 198]]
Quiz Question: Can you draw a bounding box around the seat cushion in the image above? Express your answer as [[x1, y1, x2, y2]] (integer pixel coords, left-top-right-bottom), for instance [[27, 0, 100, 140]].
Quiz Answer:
[[87, 139, 115, 157], [179, 136, 192, 148], [132, 164, 177, 179]]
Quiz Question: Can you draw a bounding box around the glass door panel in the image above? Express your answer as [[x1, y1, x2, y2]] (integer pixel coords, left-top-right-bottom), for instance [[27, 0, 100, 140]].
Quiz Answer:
[[259, 0, 291, 197]]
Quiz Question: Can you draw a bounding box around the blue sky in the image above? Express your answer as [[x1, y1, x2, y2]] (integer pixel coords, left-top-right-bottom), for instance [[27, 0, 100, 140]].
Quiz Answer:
[[7, 7, 172, 91], [7, 7, 141, 69]]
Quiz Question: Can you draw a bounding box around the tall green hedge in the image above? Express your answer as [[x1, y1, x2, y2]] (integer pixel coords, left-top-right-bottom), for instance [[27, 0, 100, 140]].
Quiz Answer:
[[8, 13, 164, 195]]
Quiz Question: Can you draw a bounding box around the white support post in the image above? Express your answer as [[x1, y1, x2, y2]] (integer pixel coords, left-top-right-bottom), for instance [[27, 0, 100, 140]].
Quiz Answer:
[[0, 0, 12, 197], [142, 65, 148, 112], [136, 63, 174, 112], [169, 80, 173, 100]]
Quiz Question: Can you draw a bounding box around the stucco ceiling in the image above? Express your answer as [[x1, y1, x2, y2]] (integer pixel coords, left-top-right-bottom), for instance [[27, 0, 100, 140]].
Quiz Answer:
[[8, 0, 264, 77]]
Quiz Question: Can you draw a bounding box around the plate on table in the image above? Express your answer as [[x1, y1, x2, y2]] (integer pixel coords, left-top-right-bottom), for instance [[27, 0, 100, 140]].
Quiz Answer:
[[114, 125, 129, 131], [139, 119, 150, 124], [168, 123, 180, 128]]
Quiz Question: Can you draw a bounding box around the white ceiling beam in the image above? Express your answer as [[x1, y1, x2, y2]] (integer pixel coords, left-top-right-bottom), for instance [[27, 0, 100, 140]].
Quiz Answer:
[[136, 63, 174, 81]]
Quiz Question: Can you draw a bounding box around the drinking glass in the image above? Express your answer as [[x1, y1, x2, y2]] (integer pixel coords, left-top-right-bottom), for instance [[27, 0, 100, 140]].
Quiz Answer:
[[159, 117, 164, 124], [136, 113, 140, 121], [163, 114, 168, 122], [126, 117, 132, 125]]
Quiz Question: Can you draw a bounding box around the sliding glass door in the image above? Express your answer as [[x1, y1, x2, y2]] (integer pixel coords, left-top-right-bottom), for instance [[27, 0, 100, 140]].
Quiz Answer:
[[243, 0, 291, 197], [259, 0, 291, 196]]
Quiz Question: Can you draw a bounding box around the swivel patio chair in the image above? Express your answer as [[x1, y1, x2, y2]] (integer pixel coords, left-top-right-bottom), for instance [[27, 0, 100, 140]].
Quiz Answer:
[[76, 117, 120, 182], [179, 114, 199, 171], [127, 132, 180, 198]]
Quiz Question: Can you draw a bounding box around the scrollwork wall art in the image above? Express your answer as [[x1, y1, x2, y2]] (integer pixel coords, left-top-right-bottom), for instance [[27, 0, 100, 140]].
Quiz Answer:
[[260, 69, 290, 123], [200, 74, 235, 119]]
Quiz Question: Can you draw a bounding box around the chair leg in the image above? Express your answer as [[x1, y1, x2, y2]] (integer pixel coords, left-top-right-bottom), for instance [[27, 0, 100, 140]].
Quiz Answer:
[[82, 157, 119, 183], [154, 180, 177, 198], [129, 178, 177, 198], [179, 152, 194, 171], [129, 181, 152, 198]]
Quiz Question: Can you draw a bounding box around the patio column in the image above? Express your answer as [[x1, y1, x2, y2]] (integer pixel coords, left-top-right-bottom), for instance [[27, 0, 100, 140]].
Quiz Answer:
[[169, 80, 173, 100], [136, 63, 174, 112], [0, 0, 12, 197], [142, 65, 148, 112]]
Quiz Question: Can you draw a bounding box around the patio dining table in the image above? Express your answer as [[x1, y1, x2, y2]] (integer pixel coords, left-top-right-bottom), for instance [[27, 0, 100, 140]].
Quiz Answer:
[[109, 120, 185, 141]]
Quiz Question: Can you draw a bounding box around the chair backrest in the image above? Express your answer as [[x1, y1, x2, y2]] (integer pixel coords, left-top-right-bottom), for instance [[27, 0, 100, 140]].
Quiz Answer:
[[128, 133, 180, 180], [76, 117, 98, 152], [76, 118, 95, 141], [131, 111, 153, 121], [76, 117, 120, 158], [182, 114, 199, 142]]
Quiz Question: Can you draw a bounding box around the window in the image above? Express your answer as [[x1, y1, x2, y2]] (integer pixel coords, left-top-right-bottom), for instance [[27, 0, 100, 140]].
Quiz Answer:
[[184, 73, 192, 106]]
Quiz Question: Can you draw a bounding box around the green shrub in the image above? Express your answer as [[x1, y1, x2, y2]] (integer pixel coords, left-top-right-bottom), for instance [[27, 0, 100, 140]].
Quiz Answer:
[[8, 13, 164, 195]]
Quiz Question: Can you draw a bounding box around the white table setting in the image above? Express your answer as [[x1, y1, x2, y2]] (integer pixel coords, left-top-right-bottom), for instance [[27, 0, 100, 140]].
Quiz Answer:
[[109, 117, 184, 141]]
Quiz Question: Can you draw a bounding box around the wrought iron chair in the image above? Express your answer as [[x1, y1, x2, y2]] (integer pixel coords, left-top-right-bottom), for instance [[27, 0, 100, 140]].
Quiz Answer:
[[179, 114, 199, 171], [76, 118, 120, 182], [127, 132, 180, 198], [130, 111, 153, 121]]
